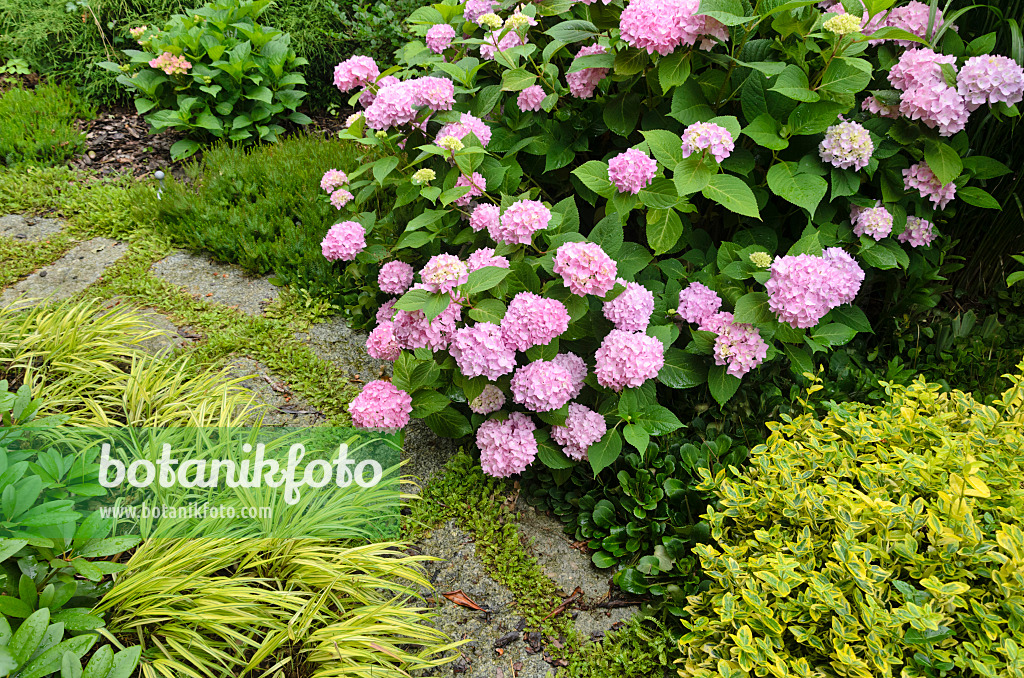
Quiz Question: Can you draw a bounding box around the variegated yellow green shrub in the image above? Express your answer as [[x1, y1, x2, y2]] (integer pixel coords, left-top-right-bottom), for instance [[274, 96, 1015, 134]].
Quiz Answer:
[[676, 365, 1024, 678]]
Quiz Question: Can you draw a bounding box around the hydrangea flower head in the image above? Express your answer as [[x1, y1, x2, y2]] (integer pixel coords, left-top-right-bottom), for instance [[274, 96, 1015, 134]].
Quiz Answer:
[[467, 247, 510, 271], [608, 149, 658, 194], [677, 282, 722, 324], [454, 172, 486, 207], [330, 189, 353, 210], [358, 75, 398, 108], [363, 80, 419, 129], [681, 122, 734, 162], [414, 77, 456, 111], [511, 361, 576, 412], [821, 247, 864, 305], [888, 48, 956, 91], [149, 52, 191, 75], [714, 321, 768, 378], [477, 412, 537, 477], [420, 254, 469, 293], [506, 10, 538, 32], [903, 161, 956, 209], [376, 298, 397, 325], [492, 200, 551, 244], [823, 12, 862, 34], [551, 404, 607, 460], [334, 55, 379, 92], [553, 242, 617, 296], [501, 292, 570, 351], [129, 25, 147, 40], [699, 310, 734, 334], [470, 203, 500, 233], [464, 0, 496, 22], [898, 216, 937, 247], [819, 121, 873, 170], [470, 384, 506, 414], [481, 29, 526, 60], [451, 322, 517, 380], [899, 82, 969, 136], [322, 221, 366, 261], [594, 330, 664, 391], [411, 168, 436, 185], [603, 279, 655, 332], [884, 1, 950, 45], [852, 203, 893, 241], [438, 135, 465, 152], [749, 252, 772, 268], [436, 113, 492, 148], [567, 44, 610, 98], [349, 380, 412, 431], [862, 95, 900, 118], [958, 55, 1024, 110], [426, 23, 457, 53], [551, 352, 587, 399], [518, 85, 546, 112], [392, 296, 461, 352], [321, 169, 349, 192], [619, 0, 719, 56], [378, 261, 414, 294], [478, 12, 503, 29], [766, 254, 838, 328], [366, 321, 400, 361], [345, 112, 363, 128]]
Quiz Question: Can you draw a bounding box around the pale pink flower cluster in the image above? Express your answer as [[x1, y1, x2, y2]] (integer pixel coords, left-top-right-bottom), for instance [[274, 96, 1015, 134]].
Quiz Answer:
[[888, 48, 955, 91], [868, 1, 949, 46], [464, 0, 497, 23], [454, 172, 486, 207], [501, 292, 570, 351], [713, 321, 768, 378], [903, 161, 956, 209], [366, 321, 401, 361], [477, 412, 537, 477], [680, 122, 734, 163], [418, 76, 458, 111], [481, 30, 526, 60], [471, 203, 500, 232], [898, 216, 937, 247], [699, 310, 733, 334], [619, 0, 727, 56], [467, 248, 510, 271], [553, 242, 617, 296], [677, 282, 722, 324], [518, 85, 546, 112], [766, 252, 865, 328], [129, 25, 147, 40], [608, 149, 657, 194], [330, 189, 353, 209], [492, 200, 551, 244], [393, 301, 461, 351], [852, 203, 893, 241], [321, 169, 349, 192], [450, 322, 517, 380], [358, 75, 398, 108], [333, 55, 379, 92], [149, 52, 191, 75], [364, 77, 455, 130], [377, 298, 397, 324], [470, 384, 506, 414], [818, 121, 873, 171], [594, 330, 664, 391], [551, 404, 607, 460], [378, 261, 415, 294], [552, 352, 587, 399], [862, 96, 899, 119], [349, 380, 412, 431], [426, 23, 457, 53], [603, 279, 655, 332], [436, 113, 492, 147], [958, 55, 1024, 110], [567, 44, 609, 99], [511, 361, 576, 412], [322, 221, 366, 261], [420, 254, 469, 293], [888, 48, 968, 136]]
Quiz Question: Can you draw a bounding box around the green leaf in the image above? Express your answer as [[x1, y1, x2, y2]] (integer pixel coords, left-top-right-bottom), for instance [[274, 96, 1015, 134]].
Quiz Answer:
[[373, 156, 400, 184], [0, 538, 28, 562], [0, 648, 14, 677], [80, 645, 112, 678], [673, 156, 713, 196], [697, 0, 756, 25], [544, 19, 598, 43], [395, 289, 451, 321], [820, 58, 872, 94], [923, 140, 962, 185], [19, 634, 96, 678], [572, 160, 614, 196], [733, 292, 773, 324], [591, 551, 617, 568], [958, 186, 1000, 209], [589, 428, 623, 475], [642, 129, 685, 167], [51, 610, 104, 631], [461, 267, 511, 294], [658, 349, 707, 389], [770, 65, 819, 102], [468, 298, 507, 323], [787, 101, 844, 135], [423, 407, 473, 438], [658, 50, 691, 90], [639, 179, 681, 210], [828, 304, 872, 332], [634, 405, 683, 435], [962, 156, 1011, 180], [767, 161, 827, 216], [669, 80, 714, 125], [105, 646, 142, 678], [831, 168, 860, 200], [567, 51, 615, 73], [245, 86, 273, 104], [501, 68, 537, 91], [613, 48, 649, 76], [623, 423, 650, 452], [782, 342, 814, 376], [0, 595, 34, 618], [742, 114, 788, 150], [810, 322, 857, 347], [169, 139, 200, 161], [708, 365, 741, 405], [604, 93, 642, 137], [702, 175, 760, 219], [646, 209, 684, 255], [9, 608, 48, 665]]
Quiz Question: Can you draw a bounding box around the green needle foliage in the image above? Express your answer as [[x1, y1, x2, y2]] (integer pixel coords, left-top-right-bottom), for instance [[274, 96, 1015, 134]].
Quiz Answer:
[[0, 83, 94, 168]]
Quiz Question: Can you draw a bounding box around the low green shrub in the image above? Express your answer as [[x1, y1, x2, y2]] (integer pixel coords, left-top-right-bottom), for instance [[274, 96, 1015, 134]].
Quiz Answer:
[[0, 83, 93, 167], [676, 369, 1024, 678]]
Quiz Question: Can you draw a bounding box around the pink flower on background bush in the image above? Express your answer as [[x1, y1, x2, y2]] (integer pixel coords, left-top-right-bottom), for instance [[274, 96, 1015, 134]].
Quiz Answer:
[[470, 204, 500, 232], [334, 55, 379, 92], [899, 216, 937, 247], [714, 321, 768, 378], [378, 261, 414, 294], [767, 253, 864, 328], [321, 221, 366, 261], [149, 52, 191, 75], [677, 282, 722, 324], [477, 412, 537, 477], [619, 0, 722, 56], [481, 30, 526, 60], [899, 82, 969, 136], [436, 113, 492, 147], [426, 23, 457, 53], [492, 200, 551, 244], [903, 161, 956, 208], [603, 279, 655, 332], [330, 189, 353, 209], [608, 149, 657, 194], [349, 380, 412, 431], [567, 44, 609, 98], [852, 203, 893, 241], [699, 310, 734, 334], [822, 247, 864, 305], [358, 75, 398, 107], [417, 77, 457, 111], [129, 25, 147, 40], [393, 302, 461, 352], [376, 298, 397, 324], [467, 248, 510, 271], [594, 330, 664, 391], [511, 360, 576, 412], [420, 254, 469, 293], [553, 242, 617, 296], [888, 48, 956, 91], [320, 169, 348, 191], [818, 121, 873, 170], [470, 384, 506, 414], [862, 96, 899, 118], [551, 404, 607, 460], [454, 173, 486, 207], [518, 85, 546, 112], [874, 1, 951, 46], [958, 55, 1024, 110], [501, 292, 570, 351], [450, 322, 517, 380], [552, 352, 587, 399], [366, 321, 400, 361], [680, 122, 734, 163], [364, 80, 418, 129], [464, 0, 496, 22]]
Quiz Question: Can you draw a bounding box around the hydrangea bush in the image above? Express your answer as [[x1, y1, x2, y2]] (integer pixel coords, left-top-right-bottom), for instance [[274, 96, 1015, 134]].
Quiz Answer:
[[323, 0, 1021, 476]]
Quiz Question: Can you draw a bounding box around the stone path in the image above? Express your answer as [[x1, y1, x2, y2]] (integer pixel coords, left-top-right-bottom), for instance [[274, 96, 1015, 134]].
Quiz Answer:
[[2, 237, 127, 304]]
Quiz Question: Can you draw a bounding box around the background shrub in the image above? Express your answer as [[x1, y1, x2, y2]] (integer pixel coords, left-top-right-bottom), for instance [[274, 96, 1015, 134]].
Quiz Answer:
[[0, 82, 93, 167]]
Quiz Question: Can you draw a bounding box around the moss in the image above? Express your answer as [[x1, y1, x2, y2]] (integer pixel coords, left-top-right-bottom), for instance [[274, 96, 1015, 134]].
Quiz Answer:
[[563, 615, 677, 678], [0, 232, 76, 288]]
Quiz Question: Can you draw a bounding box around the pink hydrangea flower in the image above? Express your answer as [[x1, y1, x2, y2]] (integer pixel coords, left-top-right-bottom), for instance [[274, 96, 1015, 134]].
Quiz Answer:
[[677, 282, 722, 324], [888, 48, 956, 91], [903, 161, 956, 209], [467, 247, 510, 271], [681, 122, 734, 163], [149, 52, 191, 75], [393, 301, 461, 352], [481, 30, 526, 60], [420, 254, 469, 293], [594, 330, 664, 391], [501, 292, 570, 351], [426, 23, 457, 53], [454, 172, 486, 207], [377, 299, 398, 325], [551, 404, 607, 460], [852, 203, 893, 241], [358, 75, 399, 108], [416, 76, 457, 111], [898, 216, 937, 247], [364, 80, 419, 129], [620, 0, 720, 56], [899, 82, 969, 136], [491, 200, 551, 244], [334, 55, 379, 92], [349, 380, 412, 431], [436, 113, 492, 147], [378, 261, 415, 294], [321, 169, 348, 191], [477, 412, 537, 477], [567, 44, 610, 99], [603, 279, 655, 332], [608, 149, 658, 194], [821, 247, 864, 305], [818, 121, 873, 171], [766, 253, 863, 328], [699, 310, 734, 334], [470, 203, 500, 232], [450, 322, 517, 380], [366, 321, 401, 361], [518, 85, 546, 112], [862, 96, 899, 119], [511, 361, 576, 412], [553, 241, 617, 296], [551, 352, 587, 400], [470, 384, 506, 414], [713, 321, 768, 378], [884, 1, 950, 46], [330, 188, 353, 209], [464, 0, 496, 23], [322, 221, 366, 261], [958, 55, 1024, 110]]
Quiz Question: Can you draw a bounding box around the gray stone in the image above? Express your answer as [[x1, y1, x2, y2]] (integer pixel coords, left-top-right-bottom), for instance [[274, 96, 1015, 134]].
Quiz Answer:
[[224, 356, 326, 427], [0, 215, 64, 242], [100, 298, 183, 355], [150, 251, 278, 316], [295, 315, 384, 381], [2, 237, 127, 304], [401, 420, 457, 493]]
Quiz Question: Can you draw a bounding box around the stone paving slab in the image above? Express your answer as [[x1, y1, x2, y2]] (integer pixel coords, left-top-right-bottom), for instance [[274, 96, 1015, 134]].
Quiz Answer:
[[0, 215, 64, 242], [225, 356, 325, 427], [2, 237, 127, 304], [150, 251, 279, 316], [295, 315, 386, 381]]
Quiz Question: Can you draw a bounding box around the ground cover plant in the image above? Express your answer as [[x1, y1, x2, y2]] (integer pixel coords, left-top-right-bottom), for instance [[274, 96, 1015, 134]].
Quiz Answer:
[[0, 82, 93, 168]]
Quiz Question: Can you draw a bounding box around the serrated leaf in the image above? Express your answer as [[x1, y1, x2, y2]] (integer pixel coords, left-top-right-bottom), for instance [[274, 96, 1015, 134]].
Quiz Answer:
[[923, 140, 962, 185], [708, 365, 741, 405], [770, 65, 819, 102], [733, 292, 773, 324], [588, 428, 622, 475], [646, 208, 684, 255], [461, 266, 510, 294], [742, 114, 788, 150], [810, 322, 857, 347], [702, 174, 760, 219], [767, 161, 827, 216], [658, 348, 707, 388]]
